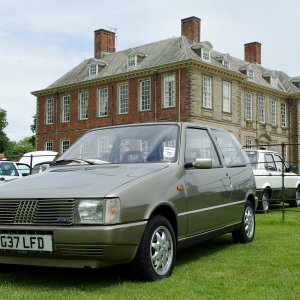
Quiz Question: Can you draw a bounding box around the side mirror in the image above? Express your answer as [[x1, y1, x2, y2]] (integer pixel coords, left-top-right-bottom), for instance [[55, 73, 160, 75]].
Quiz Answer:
[[185, 158, 212, 169], [287, 165, 297, 172]]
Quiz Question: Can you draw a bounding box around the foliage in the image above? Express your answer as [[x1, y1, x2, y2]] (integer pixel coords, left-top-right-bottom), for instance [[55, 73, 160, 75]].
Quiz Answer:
[[0, 109, 8, 130], [0, 109, 9, 152], [0, 207, 299, 299], [4, 136, 35, 161], [0, 110, 36, 156], [30, 114, 37, 148], [30, 114, 37, 134]]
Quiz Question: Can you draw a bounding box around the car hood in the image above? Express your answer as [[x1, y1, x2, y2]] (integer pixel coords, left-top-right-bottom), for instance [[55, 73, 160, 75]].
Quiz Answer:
[[0, 163, 170, 199]]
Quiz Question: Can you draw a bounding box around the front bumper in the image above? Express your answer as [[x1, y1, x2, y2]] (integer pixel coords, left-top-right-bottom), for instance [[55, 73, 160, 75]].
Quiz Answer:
[[0, 221, 147, 268]]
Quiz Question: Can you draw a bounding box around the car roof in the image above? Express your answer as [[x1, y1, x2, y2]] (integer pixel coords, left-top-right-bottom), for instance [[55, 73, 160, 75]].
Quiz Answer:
[[88, 122, 228, 133]]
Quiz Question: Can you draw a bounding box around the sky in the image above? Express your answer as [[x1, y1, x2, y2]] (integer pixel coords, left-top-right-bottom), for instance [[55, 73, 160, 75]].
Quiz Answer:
[[0, 0, 299, 141]]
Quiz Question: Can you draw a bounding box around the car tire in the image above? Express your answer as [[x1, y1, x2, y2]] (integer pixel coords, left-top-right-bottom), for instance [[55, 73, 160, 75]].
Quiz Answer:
[[289, 188, 300, 207], [132, 215, 176, 281], [258, 190, 269, 213], [232, 200, 255, 244]]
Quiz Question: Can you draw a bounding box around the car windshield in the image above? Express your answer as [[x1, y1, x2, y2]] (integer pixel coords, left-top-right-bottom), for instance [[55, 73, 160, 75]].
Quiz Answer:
[[58, 124, 179, 164]]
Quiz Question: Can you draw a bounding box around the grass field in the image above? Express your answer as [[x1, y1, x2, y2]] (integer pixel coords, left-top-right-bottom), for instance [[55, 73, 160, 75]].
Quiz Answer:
[[0, 207, 299, 300]]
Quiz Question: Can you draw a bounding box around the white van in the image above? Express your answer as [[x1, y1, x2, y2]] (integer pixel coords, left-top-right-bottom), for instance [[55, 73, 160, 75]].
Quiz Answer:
[[19, 151, 58, 168]]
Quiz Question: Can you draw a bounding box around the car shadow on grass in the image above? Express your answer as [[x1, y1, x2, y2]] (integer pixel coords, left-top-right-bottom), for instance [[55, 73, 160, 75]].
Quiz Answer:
[[0, 264, 132, 288], [0, 234, 235, 287]]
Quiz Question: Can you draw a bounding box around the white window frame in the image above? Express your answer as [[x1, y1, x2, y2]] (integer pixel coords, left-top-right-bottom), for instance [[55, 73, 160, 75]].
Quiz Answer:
[[280, 102, 286, 127], [127, 55, 137, 68], [222, 81, 231, 113], [258, 95, 265, 123], [60, 140, 70, 154], [203, 76, 212, 109], [89, 64, 97, 76], [45, 141, 53, 151], [61, 95, 71, 123], [118, 83, 129, 114], [45, 98, 54, 125], [201, 48, 210, 62], [222, 60, 230, 69], [247, 69, 254, 80], [245, 92, 253, 121], [271, 76, 277, 88], [163, 75, 176, 108], [139, 78, 151, 111], [97, 87, 108, 117], [270, 99, 276, 126], [79, 91, 88, 120]]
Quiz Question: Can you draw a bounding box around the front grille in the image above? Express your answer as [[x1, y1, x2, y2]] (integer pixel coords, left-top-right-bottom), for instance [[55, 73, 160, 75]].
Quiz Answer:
[[0, 199, 75, 225], [15, 200, 38, 223]]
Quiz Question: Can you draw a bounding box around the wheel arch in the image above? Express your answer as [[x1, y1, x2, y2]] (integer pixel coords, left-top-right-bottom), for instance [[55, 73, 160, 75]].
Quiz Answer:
[[247, 192, 256, 210], [262, 185, 272, 198], [149, 204, 178, 239]]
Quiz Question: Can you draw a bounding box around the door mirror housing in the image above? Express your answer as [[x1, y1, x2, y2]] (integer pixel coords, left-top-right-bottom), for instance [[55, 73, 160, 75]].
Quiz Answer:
[[185, 158, 212, 169]]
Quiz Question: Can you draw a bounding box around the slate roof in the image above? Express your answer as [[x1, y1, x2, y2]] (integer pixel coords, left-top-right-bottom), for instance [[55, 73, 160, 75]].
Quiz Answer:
[[44, 36, 299, 95]]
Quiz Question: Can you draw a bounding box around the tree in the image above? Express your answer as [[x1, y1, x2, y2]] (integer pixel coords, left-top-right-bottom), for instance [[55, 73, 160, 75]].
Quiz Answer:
[[30, 114, 37, 148], [4, 137, 35, 161], [0, 109, 9, 152], [30, 114, 37, 134]]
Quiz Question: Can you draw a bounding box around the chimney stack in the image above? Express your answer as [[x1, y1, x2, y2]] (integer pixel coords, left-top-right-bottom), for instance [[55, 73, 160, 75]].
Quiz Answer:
[[94, 29, 115, 59], [244, 42, 261, 64], [181, 16, 201, 43]]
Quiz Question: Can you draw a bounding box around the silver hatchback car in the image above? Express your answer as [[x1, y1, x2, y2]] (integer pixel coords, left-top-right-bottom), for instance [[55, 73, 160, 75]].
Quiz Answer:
[[0, 123, 257, 280]]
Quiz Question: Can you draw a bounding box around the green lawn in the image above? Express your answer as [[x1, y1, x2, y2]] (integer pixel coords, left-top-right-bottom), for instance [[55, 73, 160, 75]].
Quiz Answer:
[[0, 207, 299, 300]]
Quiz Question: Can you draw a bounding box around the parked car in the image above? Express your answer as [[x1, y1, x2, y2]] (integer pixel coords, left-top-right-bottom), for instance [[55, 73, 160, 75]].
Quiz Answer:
[[0, 161, 30, 184], [31, 161, 54, 175], [246, 149, 300, 213], [0, 123, 257, 280], [19, 151, 58, 169]]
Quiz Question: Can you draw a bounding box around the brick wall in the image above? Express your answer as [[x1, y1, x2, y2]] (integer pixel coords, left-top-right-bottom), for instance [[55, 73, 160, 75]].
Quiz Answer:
[[37, 68, 188, 153]]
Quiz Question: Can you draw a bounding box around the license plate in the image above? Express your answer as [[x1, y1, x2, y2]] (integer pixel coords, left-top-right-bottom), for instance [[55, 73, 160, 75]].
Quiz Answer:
[[0, 234, 53, 252]]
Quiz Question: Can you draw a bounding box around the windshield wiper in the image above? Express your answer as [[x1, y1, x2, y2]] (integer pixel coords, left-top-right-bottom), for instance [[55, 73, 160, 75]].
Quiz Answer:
[[51, 159, 95, 166]]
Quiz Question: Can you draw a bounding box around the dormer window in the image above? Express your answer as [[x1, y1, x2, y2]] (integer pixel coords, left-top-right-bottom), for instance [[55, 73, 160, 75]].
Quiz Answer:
[[191, 41, 213, 63], [263, 71, 279, 88], [222, 60, 230, 69], [247, 69, 254, 80], [127, 55, 137, 68], [89, 64, 97, 76], [202, 48, 210, 61], [271, 76, 277, 88], [88, 59, 107, 77], [239, 64, 254, 80], [291, 77, 300, 89], [126, 49, 146, 69], [215, 54, 231, 70]]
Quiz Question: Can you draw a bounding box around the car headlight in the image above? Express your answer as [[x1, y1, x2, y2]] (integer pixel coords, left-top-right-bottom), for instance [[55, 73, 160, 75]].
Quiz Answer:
[[74, 198, 120, 224]]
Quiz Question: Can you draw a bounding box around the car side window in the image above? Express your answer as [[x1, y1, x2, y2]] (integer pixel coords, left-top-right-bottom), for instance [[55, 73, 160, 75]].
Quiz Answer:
[[212, 130, 247, 167], [274, 154, 284, 172], [264, 154, 276, 171], [185, 128, 221, 167], [0, 162, 18, 176]]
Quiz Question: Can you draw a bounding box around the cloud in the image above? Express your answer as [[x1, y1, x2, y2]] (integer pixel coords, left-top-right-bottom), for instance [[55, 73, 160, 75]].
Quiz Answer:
[[0, 0, 299, 142]]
